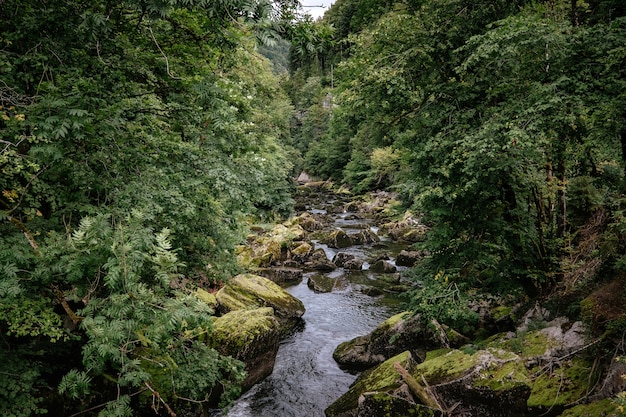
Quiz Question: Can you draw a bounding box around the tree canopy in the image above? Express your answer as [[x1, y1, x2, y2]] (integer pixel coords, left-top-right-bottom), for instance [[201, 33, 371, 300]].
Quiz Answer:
[[0, 0, 302, 415], [298, 0, 626, 300]]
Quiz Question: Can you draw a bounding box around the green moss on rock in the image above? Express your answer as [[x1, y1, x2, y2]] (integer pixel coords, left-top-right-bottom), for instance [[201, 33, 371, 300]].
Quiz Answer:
[[325, 351, 411, 416], [195, 288, 218, 310], [412, 349, 477, 385], [216, 274, 305, 333], [557, 399, 619, 416], [527, 358, 594, 409], [210, 307, 280, 357]]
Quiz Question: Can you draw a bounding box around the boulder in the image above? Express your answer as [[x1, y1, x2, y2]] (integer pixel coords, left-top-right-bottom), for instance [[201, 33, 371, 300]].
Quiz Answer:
[[256, 267, 303, 284], [395, 250, 424, 267], [210, 307, 280, 390], [333, 253, 364, 270], [237, 224, 306, 268], [291, 242, 313, 262], [421, 348, 532, 416], [216, 274, 305, 332], [294, 212, 327, 232], [333, 312, 461, 371], [322, 229, 354, 249], [305, 248, 336, 271], [325, 351, 416, 417], [349, 229, 380, 245], [307, 273, 348, 293], [369, 259, 397, 273], [381, 213, 428, 243], [194, 288, 218, 311]]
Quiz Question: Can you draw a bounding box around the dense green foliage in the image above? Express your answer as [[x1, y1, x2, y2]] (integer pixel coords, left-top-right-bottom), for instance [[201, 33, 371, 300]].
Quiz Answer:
[[0, 0, 304, 415], [295, 0, 626, 299]]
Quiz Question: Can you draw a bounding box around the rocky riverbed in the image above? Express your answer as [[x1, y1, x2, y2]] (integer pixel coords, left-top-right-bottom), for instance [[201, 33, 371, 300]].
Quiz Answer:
[[210, 181, 624, 417]]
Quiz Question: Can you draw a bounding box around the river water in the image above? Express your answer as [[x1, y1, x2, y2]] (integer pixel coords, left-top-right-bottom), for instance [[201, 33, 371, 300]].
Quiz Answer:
[[220, 189, 407, 417]]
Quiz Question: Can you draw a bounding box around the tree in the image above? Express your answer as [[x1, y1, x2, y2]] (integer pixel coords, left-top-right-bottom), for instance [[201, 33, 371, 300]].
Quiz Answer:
[[1, 0, 297, 414]]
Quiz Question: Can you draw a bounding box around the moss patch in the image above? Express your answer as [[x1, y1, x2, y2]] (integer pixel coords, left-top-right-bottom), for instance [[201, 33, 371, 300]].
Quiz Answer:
[[473, 351, 531, 391], [492, 306, 512, 321], [557, 399, 619, 416], [527, 358, 594, 409], [412, 349, 477, 385], [195, 288, 218, 310], [210, 307, 280, 358], [216, 274, 305, 320], [325, 351, 411, 416]]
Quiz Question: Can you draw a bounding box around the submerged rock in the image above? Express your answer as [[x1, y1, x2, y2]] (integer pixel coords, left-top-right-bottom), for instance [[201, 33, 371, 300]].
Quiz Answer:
[[210, 307, 280, 390], [307, 273, 348, 293], [216, 273, 305, 332]]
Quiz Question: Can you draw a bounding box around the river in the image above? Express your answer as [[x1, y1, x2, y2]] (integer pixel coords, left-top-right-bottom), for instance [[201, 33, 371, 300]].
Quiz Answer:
[[219, 188, 407, 417]]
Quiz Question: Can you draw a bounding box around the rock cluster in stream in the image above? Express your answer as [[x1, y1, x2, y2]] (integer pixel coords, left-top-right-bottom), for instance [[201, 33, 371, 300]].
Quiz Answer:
[[224, 182, 624, 416]]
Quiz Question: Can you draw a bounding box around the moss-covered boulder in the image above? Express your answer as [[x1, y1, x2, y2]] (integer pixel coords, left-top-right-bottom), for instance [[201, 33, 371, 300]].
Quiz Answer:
[[210, 307, 280, 390], [237, 224, 307, 268], [216, 274, 305, 332], [419, 348, 532, 416], [194, 288, 218, 311], [380, 213, 428, 243], [333, 312, 463, 371], [291, 241, 313, 262], [325, 351, 415, 416], [293, 212, 329, 232]]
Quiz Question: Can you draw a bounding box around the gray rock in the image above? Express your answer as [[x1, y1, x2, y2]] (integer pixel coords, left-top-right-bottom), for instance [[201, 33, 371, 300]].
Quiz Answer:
[[395, 250, 424, 267], [369, 259, 397, 273], [256, 267, 303, 283]]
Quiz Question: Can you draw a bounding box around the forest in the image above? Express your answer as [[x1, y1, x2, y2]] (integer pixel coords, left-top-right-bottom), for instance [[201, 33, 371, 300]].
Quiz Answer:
[[1, 0, 626, 416]]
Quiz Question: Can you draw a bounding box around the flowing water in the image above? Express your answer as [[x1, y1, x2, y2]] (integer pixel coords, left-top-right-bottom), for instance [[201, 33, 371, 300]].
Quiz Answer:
[[220, 189, 408, 417]]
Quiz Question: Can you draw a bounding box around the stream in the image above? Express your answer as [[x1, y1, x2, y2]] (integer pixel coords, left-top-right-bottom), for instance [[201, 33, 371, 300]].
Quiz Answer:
[[220, 187, 409, 417]]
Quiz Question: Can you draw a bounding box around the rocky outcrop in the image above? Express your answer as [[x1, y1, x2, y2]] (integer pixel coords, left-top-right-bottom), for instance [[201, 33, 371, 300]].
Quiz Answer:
[[216, 273, 305, 332], [333, 312, 466, 371], [210, 307, 280, 390], [328, 316, 601, 417]]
